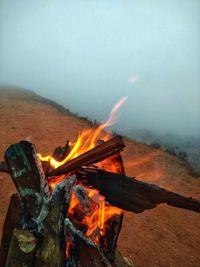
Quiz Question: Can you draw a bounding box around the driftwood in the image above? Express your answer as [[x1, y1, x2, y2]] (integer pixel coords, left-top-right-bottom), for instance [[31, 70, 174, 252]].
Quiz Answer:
[[0, 194, 22, 266], [48, 136, 125, 177], [5, 228, 37, 267], [77, 168, 200, 213]]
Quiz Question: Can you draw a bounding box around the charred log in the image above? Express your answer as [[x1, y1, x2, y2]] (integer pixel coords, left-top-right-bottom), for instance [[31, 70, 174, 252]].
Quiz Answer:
[[4, 141, 50, 221], [48, 136, 125, 177], [64, 218, 112, 267], [77, 168, 200, 213], [35, 176, 76, 267]]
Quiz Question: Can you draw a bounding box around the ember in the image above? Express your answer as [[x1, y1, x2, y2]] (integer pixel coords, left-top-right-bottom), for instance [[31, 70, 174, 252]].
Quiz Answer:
[[0, 98, 200, 267]]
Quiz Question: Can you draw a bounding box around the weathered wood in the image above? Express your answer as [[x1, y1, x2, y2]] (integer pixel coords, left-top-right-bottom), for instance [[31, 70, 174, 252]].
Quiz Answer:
[[77, 168, 200, 213], [4, 141, 50, 220], [48, 136, 125, 177], [0, 160, 8, 173], [0, 194, 22, 267], [5, 228, 37, 267], [35, 175, 77, 267]]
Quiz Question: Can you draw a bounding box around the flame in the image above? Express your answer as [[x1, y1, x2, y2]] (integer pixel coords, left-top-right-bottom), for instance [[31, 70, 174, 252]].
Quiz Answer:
[[38, 97, 127, 169], [67, 188, 122, 243], [38, 97, 127, 251]]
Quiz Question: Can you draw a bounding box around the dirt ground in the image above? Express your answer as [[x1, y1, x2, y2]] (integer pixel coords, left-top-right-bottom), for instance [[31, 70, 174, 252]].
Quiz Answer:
[[0, 88, 200, 267]]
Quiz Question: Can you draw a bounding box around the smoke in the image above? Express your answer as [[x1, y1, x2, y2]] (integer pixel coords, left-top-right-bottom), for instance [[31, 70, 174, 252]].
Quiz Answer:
[[0, 0, 200, 138]]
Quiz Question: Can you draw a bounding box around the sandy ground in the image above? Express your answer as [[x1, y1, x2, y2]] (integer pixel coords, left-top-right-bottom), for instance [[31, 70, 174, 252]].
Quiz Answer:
[[0, 88, 200, 267]]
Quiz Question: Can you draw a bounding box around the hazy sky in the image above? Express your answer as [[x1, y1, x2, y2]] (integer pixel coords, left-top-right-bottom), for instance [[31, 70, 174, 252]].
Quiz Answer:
[[0, 0, 200, 137]]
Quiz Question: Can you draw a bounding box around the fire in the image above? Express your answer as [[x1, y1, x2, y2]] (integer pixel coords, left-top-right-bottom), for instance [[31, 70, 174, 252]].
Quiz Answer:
[[38, 97, 127, 169], [67, 187, 122, 244], [38, 97, 126, 248]]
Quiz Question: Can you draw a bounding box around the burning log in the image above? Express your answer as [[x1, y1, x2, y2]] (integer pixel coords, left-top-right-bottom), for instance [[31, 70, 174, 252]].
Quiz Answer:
[[64, 218, 112, 267], [77, 168, 200, 213], [48, 135, 125, 177], [4, 141, 50, 221], [35, 177, 76, 266]]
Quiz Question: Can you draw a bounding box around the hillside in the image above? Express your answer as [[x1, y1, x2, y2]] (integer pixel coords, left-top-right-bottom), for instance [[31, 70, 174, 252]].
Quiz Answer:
[[0, 87, 200, 267]]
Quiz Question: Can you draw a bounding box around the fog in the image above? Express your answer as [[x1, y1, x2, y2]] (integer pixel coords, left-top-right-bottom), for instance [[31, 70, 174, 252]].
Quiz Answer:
[[0, 0, 200, 138]]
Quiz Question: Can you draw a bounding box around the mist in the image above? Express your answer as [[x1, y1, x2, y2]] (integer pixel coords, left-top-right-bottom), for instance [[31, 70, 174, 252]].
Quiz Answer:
[[0, 0, 200, 138]]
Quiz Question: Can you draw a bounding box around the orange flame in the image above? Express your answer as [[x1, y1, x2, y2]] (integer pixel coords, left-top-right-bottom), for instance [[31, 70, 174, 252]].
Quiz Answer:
[[68, 188, 122, 243], [38, 97, 126, 249], [38, 97, 127, 169]]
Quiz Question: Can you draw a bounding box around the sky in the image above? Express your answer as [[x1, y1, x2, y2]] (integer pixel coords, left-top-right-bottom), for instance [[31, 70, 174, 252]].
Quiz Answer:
[[0, 0, 200, 137]]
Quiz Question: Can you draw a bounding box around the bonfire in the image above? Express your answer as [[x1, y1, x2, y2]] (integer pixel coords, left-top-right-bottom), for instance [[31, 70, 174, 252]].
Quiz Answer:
[[0, 99, 199, 267]]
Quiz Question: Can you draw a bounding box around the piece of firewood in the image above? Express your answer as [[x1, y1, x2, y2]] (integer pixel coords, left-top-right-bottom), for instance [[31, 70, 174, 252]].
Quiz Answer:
[[35, 175, 77, 267], [5, 228, 37, 267], [48, 135, 125, 177], [64, 218, 112, 267], [0, 194, 22, 267], [77, 168, 200, 213], [4, 141, 50, 221]]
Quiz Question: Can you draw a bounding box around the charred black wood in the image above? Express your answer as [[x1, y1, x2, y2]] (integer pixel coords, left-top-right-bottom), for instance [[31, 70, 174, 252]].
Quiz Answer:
[[0, 160, 8, 173], [0, 194, 23, 267], [77, 168, 200, 213], [100, 214, 123, 263], [5, 228, 37, 267], [4, 141, 50, 221], [52, 141, 71, 161], [48, 136, 125, 177], [35, 175, 77, 267], [64, 218, 112, 267]]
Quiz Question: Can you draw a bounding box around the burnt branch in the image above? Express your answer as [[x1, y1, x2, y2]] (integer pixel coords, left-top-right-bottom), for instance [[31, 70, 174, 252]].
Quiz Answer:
[[77, 168, 200, 214], [48, 135, 125, 177], [4, 141, 50, 221]]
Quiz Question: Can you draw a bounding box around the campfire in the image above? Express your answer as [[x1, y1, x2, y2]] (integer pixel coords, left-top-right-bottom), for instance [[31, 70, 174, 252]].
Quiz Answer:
[[0, 99, 200, 267]]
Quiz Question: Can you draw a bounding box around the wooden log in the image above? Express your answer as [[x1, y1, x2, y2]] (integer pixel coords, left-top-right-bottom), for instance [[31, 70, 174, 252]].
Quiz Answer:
[[64, 218, 112, 267], [48, 135, 125, 177], [4, 141, 50, 221], [35, 175, 77, 267], [5, 228, 37, 267], [96, 139, 125, 175], [77, 168, 200, 213], [0, 194, 23, 267], [0, 160, 8, 173]]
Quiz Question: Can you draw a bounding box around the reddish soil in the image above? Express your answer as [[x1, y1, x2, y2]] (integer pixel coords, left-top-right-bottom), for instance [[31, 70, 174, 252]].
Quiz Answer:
[[0, 88, 200, 267]]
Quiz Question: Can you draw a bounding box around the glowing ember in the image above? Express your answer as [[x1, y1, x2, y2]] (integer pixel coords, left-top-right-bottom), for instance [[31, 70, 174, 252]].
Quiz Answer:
[[67, 187, 122, 244]]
